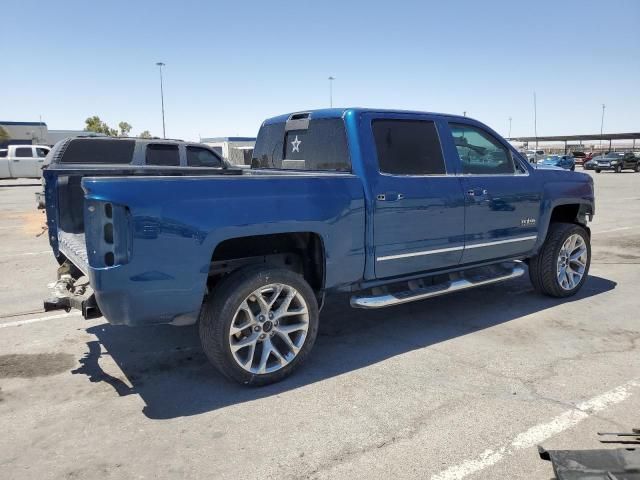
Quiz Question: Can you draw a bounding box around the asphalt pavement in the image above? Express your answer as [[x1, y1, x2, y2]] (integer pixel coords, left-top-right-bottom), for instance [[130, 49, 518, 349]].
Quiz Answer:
[[0, 171, 639, 480]]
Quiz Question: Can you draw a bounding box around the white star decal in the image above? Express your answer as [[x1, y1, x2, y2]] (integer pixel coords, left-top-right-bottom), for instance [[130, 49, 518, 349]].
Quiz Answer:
[[291, 135, 301, 153]]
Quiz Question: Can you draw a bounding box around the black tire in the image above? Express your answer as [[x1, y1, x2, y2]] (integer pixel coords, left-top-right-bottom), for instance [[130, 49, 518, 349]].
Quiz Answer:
[[595, 169, 601, 173], [570, 166, 575, 171], [635, 163, 640, 172], [528, 223, 591, 298], [199, 265, 319, 386], [615, 164, 622, 173]]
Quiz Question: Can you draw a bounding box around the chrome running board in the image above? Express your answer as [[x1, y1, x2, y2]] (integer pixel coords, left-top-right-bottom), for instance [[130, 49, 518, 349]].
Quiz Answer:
[[350, 261, 525, 309]]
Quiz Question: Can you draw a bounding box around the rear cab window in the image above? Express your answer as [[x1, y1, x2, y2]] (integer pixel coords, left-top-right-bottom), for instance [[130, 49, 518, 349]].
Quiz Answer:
[[252, 117, 351, 171], [146, 144, 179, 166], [61, 139, 135, 164], [372, 120, 446, 175]]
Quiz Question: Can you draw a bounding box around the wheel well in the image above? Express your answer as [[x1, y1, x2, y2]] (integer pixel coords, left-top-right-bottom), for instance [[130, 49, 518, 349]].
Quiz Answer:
[[550, 203, 593, 226], [209, 232, 325, 292]]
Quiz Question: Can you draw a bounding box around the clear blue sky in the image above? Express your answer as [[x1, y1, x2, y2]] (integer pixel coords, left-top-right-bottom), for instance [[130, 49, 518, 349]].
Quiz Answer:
[[2, 0, 639, 140]]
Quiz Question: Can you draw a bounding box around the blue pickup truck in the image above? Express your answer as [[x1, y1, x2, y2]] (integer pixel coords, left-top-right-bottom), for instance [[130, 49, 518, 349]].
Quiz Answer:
[[44, 108, 595, 385]]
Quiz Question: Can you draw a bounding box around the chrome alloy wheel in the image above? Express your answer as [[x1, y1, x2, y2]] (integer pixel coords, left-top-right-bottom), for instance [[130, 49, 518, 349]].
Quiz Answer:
[[228, 283, 309, 374], [556, 233, 588, 291]]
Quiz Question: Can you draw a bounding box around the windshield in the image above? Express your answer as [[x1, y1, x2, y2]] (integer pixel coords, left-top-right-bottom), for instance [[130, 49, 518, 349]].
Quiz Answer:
[[541, 156, 560, 162]]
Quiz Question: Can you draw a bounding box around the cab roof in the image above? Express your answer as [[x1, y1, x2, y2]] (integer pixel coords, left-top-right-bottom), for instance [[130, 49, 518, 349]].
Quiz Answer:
[[262, 108, 472, 126]]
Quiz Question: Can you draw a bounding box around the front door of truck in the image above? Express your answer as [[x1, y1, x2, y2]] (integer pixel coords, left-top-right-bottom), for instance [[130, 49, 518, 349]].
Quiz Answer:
[[445, 121, 541, 264], [363, 114, 466, 279]]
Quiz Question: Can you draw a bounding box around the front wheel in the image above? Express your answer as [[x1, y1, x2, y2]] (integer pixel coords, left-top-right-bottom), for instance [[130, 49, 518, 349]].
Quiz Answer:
[[615, 165, 622, 173], [199, 265, 319, 386], [635, 163, 640, 172], [595, 169, 601, 173], [528, 223, 591, 298]]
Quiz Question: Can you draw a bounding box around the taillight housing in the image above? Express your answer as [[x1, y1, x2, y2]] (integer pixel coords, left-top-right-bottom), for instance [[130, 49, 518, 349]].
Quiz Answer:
[[85, 200, 132, 268]]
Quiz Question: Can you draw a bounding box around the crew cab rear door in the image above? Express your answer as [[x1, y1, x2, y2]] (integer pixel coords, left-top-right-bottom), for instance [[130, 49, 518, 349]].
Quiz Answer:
[[443, 120, 541, 264], [361, 112, 466, 279]]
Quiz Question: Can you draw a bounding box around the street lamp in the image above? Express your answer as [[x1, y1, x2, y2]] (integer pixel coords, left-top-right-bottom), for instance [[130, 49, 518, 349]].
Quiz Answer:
[[508, 117, 512, 138], [328, 76, 335, 107], [599, 104, 606, 152], [156, 62, 166, 139], [533, 92, 538, 149]]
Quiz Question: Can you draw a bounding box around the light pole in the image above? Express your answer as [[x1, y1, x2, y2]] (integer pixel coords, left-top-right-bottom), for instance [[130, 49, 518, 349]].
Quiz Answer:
[[533, 92, 538, 149], [599, 104, 606, 152], [328, 76, 335, 107], [508, 117, 512, 138], [156, 62, 166, 138]]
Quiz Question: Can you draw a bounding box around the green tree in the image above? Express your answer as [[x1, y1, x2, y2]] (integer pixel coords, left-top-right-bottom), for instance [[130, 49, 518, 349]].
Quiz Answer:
[[118, 122, 132, 137], [138, 130, 152, 139], [84, 116, 110, 135], [84, 116, 133, 137], [0, 126, 10, 142]]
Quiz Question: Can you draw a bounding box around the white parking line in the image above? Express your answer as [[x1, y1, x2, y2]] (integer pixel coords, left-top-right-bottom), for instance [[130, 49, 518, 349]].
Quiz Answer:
[[2, 250, 51, 258], [0, 312, 80, 328], [430, 379, 640, 480], [593, 226, 635, 235]]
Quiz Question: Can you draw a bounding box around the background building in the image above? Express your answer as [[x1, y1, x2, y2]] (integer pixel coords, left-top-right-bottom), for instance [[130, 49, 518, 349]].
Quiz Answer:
[[47, 130, 106, 145], [201, 137, 256, 166], [1, 121, 106, 148], [0, 121, 48, 148]]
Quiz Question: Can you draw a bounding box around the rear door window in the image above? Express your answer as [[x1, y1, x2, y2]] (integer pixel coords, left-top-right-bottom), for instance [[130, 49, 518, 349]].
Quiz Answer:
[[372, 120, 446, 175], [15, 147, 34, 158], [186, 146, 222, 167], [252, 118, 350, 171], [36, 148, 49, 157], [146, 144, 179, 166], [61, 139, 135, 164]]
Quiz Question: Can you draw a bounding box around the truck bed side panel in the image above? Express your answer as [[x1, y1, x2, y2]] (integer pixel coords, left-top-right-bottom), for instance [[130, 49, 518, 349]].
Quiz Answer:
[[81, 174, 366, 326]]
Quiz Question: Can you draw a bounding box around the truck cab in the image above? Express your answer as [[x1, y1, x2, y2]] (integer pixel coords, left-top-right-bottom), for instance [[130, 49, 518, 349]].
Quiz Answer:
[[0, 144, 50, 179]]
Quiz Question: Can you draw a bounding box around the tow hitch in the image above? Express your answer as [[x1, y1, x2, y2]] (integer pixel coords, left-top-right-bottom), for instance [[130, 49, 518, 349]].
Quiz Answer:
[[43, 262, 102, 319]]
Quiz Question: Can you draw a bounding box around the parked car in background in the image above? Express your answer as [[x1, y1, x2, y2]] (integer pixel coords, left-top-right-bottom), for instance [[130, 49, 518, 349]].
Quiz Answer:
[[526, 149, 545, 163], [571, 151, 587, 165], [0, 149, 7, 158], [584, 157, 597, 170], [36, 137, 226, 209], [537, 155, 576, 171], [0, 145, 50, 179], [594, 152, 640, 173], [43, 108, 595, 385]]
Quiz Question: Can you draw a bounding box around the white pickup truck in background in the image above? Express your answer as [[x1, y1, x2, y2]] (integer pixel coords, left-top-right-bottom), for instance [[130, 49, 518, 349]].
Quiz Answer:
[[0, 145, 51, 179]]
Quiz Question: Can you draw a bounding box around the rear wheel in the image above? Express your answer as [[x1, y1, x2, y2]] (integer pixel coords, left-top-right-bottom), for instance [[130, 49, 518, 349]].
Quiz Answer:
[[595, 169, 601, 173], [635, 163, 640, 172], [199, 265, 319, 386], [528, 223, 590, 298], [615, 164, 622, 173]]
